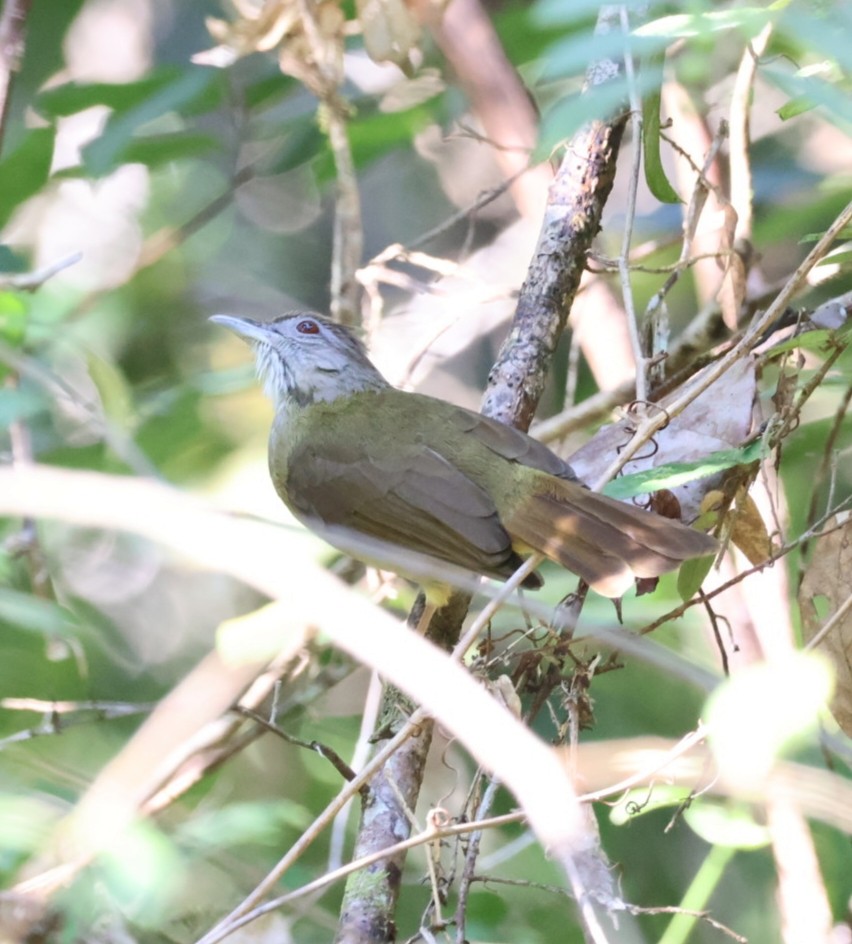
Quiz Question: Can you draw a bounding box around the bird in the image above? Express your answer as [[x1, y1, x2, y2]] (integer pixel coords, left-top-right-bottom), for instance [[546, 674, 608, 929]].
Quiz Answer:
[[211, 312, 716, 603]]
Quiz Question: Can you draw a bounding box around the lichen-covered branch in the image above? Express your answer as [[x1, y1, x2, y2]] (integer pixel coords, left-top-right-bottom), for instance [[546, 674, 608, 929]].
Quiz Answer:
[[0, 0, 32, 155], [482, 7, 631, 432]]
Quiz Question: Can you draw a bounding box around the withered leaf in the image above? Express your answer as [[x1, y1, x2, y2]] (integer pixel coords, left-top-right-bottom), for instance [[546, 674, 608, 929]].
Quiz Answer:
[[799, 514, 852, 737], [729, 492, 772, 566]]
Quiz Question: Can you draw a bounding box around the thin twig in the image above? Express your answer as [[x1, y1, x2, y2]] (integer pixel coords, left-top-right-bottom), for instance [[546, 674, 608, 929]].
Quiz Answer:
[[638, 496, 852, 636], [234, 706, 357, 782], [592, 198, 852, 489], [294, 0, 361, 324], [0, 252, 82, 291], [617, 6, 647, 401], [454, 776, 502, 943], [642, 126, 729, 345], [804, 589, 852, 653]]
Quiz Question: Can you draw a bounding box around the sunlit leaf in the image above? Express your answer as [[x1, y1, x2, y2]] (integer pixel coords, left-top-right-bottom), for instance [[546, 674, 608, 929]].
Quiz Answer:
[[777, 96, 817, 121], [603, 440, 764, 500], [95, 822, 185, 923], [684, 801, 771, 849], [0, 293, 27, 347], [706, 653, 833, 784], [764, 325, 851, 359], [817, 249, 852, 267]]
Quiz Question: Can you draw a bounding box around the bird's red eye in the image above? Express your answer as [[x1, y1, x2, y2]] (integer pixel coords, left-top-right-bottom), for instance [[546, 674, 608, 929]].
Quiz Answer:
[[296, 319, 320, 335]]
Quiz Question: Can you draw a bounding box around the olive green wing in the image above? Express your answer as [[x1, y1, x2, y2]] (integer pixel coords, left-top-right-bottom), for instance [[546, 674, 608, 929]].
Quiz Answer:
[[284, 439, 531, 581], [446, 404, 580, 480]]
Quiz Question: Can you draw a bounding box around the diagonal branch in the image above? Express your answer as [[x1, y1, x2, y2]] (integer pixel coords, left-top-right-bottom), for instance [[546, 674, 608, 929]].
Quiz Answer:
[[0, 0, 32, 155]]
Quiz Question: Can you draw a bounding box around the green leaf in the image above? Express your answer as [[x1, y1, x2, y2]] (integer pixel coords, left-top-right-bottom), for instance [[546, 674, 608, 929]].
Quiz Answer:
[[817, 249, 852, 267], [799, 227, 852, 243], [115, 131, 219, 169], [602, 440, 765, 500], [86, 352, 134, 426], [178, 800, 310, 850], [269, 116, 326, 175], [79, 68, 221, 176], [0, 245, 29, 274], [36, 66, 222, 119], [243, 72, 297, 110], [0, 293, 28, 346], [346, 103, 434, 170], [763, 328, 838, 358], [777, 96, 817, 121], [677, 554, 715, 602], [0, 589, 79, 637], [764, 63, 852, 132], [0, 127, 56, 230], [642, 88, 681, 204], [684, 801, 771, 850]]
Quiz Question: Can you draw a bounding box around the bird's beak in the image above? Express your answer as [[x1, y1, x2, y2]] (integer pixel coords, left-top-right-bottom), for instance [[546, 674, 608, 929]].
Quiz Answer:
[[209, 314, 273, 344]]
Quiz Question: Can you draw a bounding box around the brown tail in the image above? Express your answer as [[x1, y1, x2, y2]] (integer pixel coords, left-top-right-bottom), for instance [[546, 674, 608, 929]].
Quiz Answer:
[[504, 477, 716, 598]]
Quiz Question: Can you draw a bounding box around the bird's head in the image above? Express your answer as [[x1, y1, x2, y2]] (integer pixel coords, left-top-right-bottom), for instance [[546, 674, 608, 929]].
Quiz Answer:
[[210, 312, 388, 407]]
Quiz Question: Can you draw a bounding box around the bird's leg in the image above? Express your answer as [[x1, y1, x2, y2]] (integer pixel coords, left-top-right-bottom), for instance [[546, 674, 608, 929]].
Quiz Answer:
[[411, 600, 437, 635], [553, 580, 589, 636]]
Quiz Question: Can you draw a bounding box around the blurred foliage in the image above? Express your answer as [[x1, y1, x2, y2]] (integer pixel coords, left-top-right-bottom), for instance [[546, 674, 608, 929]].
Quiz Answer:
[[0, 0, 851, 942]]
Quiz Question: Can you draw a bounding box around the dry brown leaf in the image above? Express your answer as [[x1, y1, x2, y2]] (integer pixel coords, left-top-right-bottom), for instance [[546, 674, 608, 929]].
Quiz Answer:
[[279, 2, 345, 93], [356, 0, 421, 69], [380, 69, 445, 112], [729, 491, 772, 565], [195, 0, 346, 90], [799, 514, 852, 736], [193, 1, 300, 67], [489, 674, 522, 718], [715, 204, 746, 330], [569, 357, 758, 523], [649, 488, 681, 521], [197, 0, 426, 75]]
